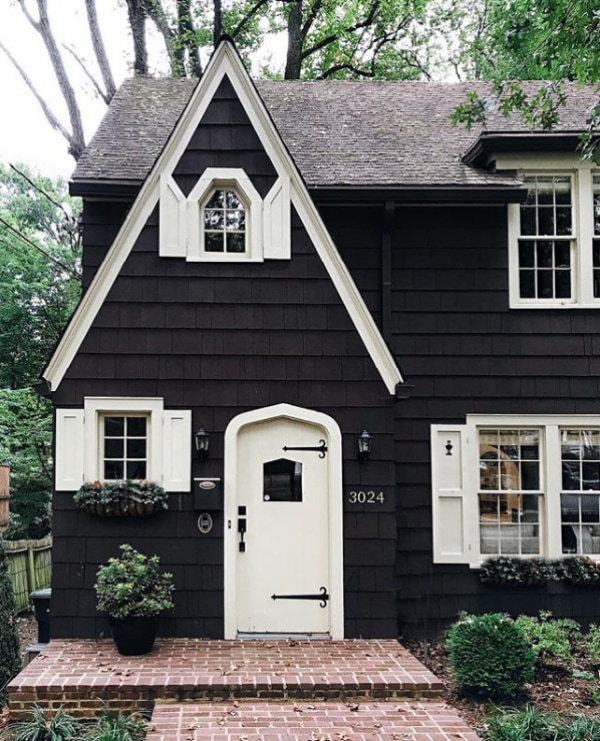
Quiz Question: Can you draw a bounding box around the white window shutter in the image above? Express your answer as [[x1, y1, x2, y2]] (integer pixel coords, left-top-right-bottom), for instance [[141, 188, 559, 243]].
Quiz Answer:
[[159, 175, 187, 257], [55, 409, 85, 490], [263, 176, 290, 260], [162, 410, 192, 492], [431, 424, 472, 564]]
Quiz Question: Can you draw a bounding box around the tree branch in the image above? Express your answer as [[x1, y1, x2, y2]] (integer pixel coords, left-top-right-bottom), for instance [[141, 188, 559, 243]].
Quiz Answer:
[[84, 0, 116, 101], [0, 40, 72, 145], [230, 0, 271, 39], [301, 0, 380, 60], [301, 0, 323, 39], [17, 0, 86, 159], [61, 43, 110, 104]]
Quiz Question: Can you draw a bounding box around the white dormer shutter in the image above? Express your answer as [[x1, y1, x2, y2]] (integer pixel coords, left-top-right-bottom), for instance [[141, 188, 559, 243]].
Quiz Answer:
[[162, 410, 192, 491], [55, 409, 85, 490], [263, 176, 291, 260], [159, 175, 187, 257], [431, 424, 472, 564]]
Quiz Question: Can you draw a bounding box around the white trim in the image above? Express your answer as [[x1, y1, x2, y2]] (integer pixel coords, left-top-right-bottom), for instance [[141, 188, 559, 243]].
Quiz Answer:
[[42, 39, 402, 394], [223, 403, 344, 639], [187, 167, 263, 262], [83, 397, 164, 483], [503, 158, 600, 308]]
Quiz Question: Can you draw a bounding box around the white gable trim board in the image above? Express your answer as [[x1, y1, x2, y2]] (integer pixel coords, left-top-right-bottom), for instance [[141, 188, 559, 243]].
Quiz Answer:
[[42, 39, 402, 395]]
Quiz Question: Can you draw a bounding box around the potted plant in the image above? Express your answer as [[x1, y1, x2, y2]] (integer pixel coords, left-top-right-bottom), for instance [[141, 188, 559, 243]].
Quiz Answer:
[[94, 544, 175, 655], [74, 480, 167, 517], [558, 556, 600, 586]]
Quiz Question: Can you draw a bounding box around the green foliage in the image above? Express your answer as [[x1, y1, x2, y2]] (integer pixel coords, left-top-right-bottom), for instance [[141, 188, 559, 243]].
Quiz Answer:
[[0, 164, 81, 388], [95, 544, 175, 620], [446, 612, 535, 699], [0, 538, 20, 706], [483, 706, 600, 741], [559, 556, 600, 585], [479, 557, 559, 586], [0, 389, 52, 539], [584, 624, 600, 665], [514, 612, 580, 668], [74, 481, 167, 517], [82, 707, 147, 741], [0, 705, 147, 741]]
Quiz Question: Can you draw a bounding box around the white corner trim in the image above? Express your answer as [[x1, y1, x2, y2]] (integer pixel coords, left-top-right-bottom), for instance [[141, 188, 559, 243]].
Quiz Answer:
[[187, 167, 263, 262], [43, 39, 403, 395], [223, 403, 344, 639]]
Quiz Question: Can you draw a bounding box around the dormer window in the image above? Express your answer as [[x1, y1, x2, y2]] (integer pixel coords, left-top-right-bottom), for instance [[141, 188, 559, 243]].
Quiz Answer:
[[203, 189, 247, 255]]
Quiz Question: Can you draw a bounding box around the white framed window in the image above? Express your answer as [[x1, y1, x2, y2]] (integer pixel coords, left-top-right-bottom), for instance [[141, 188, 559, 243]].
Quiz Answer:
[[101, 414, 148, 480], [55, 398, 192, 492], [202, 187, 247, 255], [431, 415, 600, 566], [186, 168, 263, 262], [504, 156, 599, 307]]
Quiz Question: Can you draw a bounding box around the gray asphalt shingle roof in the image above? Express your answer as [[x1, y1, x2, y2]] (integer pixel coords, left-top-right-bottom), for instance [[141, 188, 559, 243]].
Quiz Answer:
[[73, 78, 599, 189]]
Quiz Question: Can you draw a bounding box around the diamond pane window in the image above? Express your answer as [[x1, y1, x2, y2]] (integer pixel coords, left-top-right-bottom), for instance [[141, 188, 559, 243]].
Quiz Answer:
[[102, 415, 148, 480], [203, 188, 246, 254]]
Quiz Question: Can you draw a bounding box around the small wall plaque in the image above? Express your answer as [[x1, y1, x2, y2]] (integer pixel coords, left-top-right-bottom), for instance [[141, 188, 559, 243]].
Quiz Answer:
[[197, 513, 213, 534]]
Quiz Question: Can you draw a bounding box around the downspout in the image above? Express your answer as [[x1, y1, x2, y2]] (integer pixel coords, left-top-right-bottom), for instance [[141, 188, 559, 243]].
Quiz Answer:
[[382, 200, 394, 345]]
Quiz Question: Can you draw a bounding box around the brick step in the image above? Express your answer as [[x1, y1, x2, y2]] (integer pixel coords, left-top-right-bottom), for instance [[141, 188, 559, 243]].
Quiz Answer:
[[147, 700, 481, 741]]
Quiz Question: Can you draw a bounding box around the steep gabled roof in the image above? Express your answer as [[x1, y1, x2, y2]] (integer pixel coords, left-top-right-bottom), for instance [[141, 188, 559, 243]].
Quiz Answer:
[[73, 79, 599, 191], [44, 40, 403, 395]]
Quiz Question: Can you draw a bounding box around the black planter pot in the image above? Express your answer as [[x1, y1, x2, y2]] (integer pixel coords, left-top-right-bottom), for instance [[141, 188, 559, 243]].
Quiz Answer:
[[109, 615, 159, 656]]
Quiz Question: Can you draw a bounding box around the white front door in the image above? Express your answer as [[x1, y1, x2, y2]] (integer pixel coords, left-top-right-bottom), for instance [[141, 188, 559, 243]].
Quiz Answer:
[[225, 406, 343, 637]]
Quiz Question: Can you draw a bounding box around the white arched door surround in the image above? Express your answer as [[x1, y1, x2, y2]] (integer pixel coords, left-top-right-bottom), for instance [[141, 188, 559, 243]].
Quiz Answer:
[[224, 404, 344, 639]]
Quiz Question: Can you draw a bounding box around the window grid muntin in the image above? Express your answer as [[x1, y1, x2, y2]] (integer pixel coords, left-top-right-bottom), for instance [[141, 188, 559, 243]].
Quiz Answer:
[[102, 414, 148, 481], [518, 175, 574, 300], [202, 188, 246, 254], [560, 428, 600, 555], [478, 428, 542, 556]]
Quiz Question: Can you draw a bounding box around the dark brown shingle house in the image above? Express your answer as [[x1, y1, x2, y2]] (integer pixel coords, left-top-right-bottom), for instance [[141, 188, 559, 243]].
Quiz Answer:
[[43, 38, 600, 641]]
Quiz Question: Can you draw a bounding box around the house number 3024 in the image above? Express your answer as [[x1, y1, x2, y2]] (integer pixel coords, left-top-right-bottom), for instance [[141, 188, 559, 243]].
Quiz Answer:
[[348, 490, 385, 504]]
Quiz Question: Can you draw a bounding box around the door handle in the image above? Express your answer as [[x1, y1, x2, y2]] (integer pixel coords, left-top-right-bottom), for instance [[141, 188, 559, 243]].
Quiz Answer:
[[238, 518, 246, 552]]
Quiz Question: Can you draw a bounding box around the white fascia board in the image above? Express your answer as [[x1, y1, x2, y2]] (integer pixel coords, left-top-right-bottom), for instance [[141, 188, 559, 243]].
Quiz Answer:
[[43, 39, 403, 396]]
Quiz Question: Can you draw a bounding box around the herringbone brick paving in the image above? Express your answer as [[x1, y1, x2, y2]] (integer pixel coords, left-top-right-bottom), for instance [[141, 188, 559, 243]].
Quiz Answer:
[[8, 639, 481, 739]]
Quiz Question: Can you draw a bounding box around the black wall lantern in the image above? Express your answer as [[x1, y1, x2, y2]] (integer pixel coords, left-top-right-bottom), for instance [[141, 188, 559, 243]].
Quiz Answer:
[[357, 429, 372, 461], [194, 427, 210, 460]]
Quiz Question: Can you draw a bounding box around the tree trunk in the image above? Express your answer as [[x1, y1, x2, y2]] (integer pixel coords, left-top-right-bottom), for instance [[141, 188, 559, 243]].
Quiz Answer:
[[84, 0, 116, 102], [214, 0, 223, 47], [125, 0, 149, 76], [178, 0, 202, 77], [284, 1, 303, 79]]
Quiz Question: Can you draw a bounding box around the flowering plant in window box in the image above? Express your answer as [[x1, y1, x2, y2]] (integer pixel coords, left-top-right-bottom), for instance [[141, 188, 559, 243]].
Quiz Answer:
[[479, 556, 559, 586], [557, 556, 600, 586], [74, 480, 167, 517]]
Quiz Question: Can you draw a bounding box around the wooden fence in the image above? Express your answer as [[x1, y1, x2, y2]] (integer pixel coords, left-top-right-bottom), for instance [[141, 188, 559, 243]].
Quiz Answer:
[[0, 465, 9, 531], [4, 537, 52, 612]]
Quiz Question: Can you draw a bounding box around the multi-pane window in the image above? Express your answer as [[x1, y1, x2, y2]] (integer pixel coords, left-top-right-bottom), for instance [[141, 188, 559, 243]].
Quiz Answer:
[[203, 189, 246, 254], [561, 429, 600, 555], [102, 415, 148, 480], [478, 429, 541, 555], [518, 176, 573, 301]]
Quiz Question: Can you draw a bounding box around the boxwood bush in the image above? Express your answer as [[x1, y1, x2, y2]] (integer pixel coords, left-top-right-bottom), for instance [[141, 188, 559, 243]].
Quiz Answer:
[[446, 612, 535, 699]]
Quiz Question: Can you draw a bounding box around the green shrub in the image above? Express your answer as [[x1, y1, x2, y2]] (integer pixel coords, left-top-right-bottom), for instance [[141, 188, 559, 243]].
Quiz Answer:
[[585, 624, 600, 666], [446, 612, 535, 699], [515, 611, 580, 668], [483, 708, 600, 741], [83, 707, 147, 741], [0, 537, 21, 706], [0, 705, 81, 740]]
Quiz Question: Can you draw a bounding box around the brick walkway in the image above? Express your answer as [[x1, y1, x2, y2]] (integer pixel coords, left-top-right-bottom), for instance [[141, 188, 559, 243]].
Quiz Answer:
[[8, 639, 481, 740], [148, 700, 481, 741]]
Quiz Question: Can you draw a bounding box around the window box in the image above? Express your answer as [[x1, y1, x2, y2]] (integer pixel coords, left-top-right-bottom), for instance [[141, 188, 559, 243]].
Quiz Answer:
[[74, 480, 168, 518]]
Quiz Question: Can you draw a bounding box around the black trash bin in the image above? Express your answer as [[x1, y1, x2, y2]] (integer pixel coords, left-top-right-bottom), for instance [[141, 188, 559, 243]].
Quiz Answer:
[[30, 588, 51, 643]]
